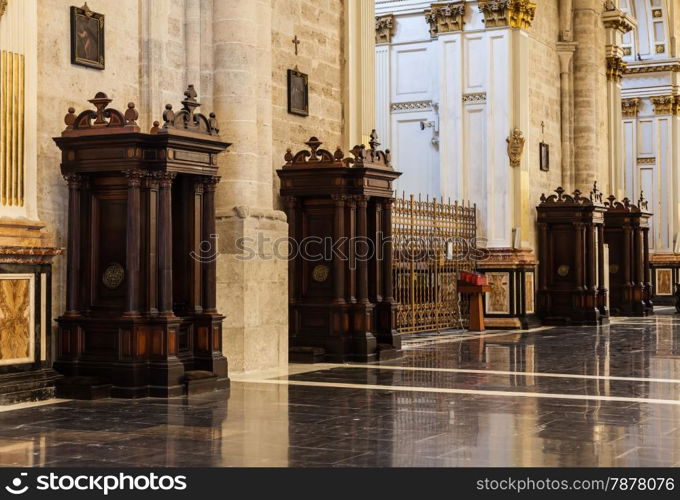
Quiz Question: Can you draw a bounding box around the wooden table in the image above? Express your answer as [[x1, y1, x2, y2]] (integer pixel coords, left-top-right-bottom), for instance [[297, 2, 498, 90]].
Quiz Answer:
[[458, 282, 492, 332]]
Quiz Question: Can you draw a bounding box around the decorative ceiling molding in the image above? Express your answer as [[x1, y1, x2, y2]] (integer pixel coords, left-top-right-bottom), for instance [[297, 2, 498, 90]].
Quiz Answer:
[[424, 2, 466, 37], [624, 61, 680, 74], [390, 100, 433, 112], [478, 0, 536, 30], [375, 14, 395, 44]]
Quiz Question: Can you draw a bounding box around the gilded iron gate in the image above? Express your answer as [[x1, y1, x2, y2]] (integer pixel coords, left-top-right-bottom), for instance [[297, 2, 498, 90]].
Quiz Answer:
[[392, 194, 477, 334]]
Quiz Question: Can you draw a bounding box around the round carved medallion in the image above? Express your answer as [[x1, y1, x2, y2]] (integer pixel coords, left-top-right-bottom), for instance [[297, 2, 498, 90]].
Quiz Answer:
[[102, 263, 125, 290], [556, 265, 570, 277], [312, 264, 330, 283]]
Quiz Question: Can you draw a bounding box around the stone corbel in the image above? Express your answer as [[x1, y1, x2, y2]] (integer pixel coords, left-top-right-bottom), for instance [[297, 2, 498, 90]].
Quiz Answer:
[[424, 2, 466, 38], [621, 98, 640, 118], [478, 0, 536, 30], [375, 14, 394, 44]]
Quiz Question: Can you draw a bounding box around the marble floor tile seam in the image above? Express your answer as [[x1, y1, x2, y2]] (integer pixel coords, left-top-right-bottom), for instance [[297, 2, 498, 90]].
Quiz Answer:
[[239, 378, 680, 407], [285, 362, 680, 385]]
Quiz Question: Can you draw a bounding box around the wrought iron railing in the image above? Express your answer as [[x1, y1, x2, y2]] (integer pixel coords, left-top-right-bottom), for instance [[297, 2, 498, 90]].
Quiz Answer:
[[392, 193, 477, 334]]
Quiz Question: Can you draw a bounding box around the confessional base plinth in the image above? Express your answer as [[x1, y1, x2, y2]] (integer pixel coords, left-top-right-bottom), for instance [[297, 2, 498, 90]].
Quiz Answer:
[[289, 335, 402, 363], [0, 369, 62, 405]]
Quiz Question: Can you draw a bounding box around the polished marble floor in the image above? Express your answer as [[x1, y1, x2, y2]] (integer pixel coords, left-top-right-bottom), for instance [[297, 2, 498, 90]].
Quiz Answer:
[[4, 310, 680, 467]]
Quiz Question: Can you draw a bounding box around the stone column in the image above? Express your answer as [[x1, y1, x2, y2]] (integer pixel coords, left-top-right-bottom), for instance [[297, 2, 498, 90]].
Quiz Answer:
[[603, 8, 636, 199], [557, 43, 577, 192], [211, 0, 288, 372], [572, 0, 607, 192]]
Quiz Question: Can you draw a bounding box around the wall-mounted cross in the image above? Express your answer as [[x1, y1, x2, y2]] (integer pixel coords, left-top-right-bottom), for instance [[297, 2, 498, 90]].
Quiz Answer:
[[292, 35, 300, 55]]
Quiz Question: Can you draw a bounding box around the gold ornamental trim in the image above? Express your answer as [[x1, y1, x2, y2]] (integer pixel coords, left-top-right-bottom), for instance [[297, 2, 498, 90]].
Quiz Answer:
[[375, 14, 394, 44], [424, 2, 466, 37], [478, 0, 536, 30], [625, 62, 680, 75]]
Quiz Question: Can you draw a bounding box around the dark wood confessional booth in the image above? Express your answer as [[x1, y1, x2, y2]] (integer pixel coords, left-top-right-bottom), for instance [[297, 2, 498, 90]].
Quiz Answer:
[[53, 87, 229, 398], [536, 185, 609, 325], [603, 194, 653, 316], [278, 133, 402, 362]]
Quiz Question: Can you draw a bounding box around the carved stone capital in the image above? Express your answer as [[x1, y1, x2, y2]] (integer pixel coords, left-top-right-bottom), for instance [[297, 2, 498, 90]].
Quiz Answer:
[[424, 2, 466, 37], [478, 0, 536, 30], [606, 55, 627, 82], [375, 15, 394, 44], [621, 98, 640, 118], [0, 1, 7, 18], [650, 95, 680, 115]]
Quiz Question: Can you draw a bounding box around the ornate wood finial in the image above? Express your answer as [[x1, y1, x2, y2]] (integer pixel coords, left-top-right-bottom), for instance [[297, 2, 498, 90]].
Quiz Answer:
[[590, 181, 603, 203], [638, 190, 648, 210], [539, 186, 597, 206], [158, 85, 220, 136], [61, 92, 140, 136], [369, 129, 380, 151]]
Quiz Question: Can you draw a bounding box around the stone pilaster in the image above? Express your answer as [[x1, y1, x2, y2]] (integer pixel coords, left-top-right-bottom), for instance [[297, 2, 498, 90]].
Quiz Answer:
[[557, 42, 577, 192], [603, 7, 636, 200]]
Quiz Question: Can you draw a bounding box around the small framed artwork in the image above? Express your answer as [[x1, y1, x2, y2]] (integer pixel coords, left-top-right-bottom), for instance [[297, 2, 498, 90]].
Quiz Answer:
[[539, 142, 549, 171], [70, 3, 105, 70], [287, 69, 309, 117]]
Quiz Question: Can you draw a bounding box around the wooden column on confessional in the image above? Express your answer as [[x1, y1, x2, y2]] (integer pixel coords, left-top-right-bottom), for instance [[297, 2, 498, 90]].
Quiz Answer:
[[53, 87, 230, 399], [536, 185, 609, 325], [603, 194, 653, 316], [277, 132, 401, 362]]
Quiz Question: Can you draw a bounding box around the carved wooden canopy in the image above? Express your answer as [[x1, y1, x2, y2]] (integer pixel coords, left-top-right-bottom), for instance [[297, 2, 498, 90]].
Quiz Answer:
[[61, 86, 220, 138], [282, 130, 392, 170], [538, 186, 604, 207]]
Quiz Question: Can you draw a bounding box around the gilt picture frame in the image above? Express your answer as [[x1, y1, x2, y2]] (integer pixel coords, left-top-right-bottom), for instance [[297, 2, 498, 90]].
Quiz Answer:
[[287, 69, 309, 117], [70, 3, 105, 70]]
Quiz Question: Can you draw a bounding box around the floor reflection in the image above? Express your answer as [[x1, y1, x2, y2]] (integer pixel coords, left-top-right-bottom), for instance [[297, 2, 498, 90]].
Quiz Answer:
[[3, 312, 680, 466]]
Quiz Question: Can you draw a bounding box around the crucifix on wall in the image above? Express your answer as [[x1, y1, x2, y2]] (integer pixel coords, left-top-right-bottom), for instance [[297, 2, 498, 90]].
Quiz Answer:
[[287, 34, 309, 117]]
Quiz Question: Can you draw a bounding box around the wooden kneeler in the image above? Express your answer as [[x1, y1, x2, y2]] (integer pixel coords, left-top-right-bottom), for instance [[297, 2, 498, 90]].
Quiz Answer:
[[458, 282, 492, 332]]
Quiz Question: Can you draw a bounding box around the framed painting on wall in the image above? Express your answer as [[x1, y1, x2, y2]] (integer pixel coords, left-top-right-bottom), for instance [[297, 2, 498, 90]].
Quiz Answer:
[[70, 3, 105, 70], [287, 69, 309, 117]]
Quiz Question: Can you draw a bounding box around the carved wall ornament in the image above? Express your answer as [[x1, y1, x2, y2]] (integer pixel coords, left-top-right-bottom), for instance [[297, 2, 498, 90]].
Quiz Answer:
[[462, 92, 487, 104], [606, 55, 627, 82], [102, 263, 125, 290], [637, 157, 656, 165], [538, 186, 600, 207], [424, 2, 466, 37], [602, 11, 637, 33], [375, 15, 394, 44], [621, 97, 640, 117], [478, 0, 536, 30], [390, 100, 433, 112], [506, 128, 525, 168], [0, 0, 7, 18]]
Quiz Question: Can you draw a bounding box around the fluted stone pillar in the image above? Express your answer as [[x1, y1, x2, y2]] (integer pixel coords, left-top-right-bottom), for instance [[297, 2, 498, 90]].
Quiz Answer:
[[211, 0, 288, 372]]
